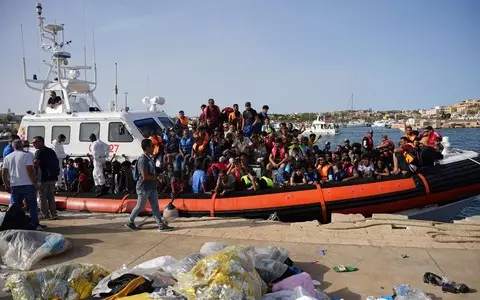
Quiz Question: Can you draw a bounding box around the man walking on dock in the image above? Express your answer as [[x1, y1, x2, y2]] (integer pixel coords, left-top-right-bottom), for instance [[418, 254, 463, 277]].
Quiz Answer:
[[125, 138, 173, 231]]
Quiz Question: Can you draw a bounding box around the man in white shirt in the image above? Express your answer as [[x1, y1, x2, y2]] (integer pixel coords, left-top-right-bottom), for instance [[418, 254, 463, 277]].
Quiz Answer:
[[51, 134, 67, 188], [1, 139, 46, 230], [89, 133, 109, 196]]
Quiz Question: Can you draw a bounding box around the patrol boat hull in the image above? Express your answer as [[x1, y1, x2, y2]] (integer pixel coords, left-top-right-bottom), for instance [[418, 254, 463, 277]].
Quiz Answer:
[[1, 153, 479, 223]]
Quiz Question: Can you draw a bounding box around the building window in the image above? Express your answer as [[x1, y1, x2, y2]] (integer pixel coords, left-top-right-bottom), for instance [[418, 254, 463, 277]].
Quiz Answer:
[[134, 118, 161, 138], [51, 126, 71, 144], [108, 122, 133, 142], [79, 122, 100, 142], [27, 126, 45, 142]]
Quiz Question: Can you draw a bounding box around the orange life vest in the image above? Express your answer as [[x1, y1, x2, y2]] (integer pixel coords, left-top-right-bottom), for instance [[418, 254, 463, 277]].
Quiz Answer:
[[318, 164, 332, 180], [149, 135, 163, 156], [177, 116, 189, 127]]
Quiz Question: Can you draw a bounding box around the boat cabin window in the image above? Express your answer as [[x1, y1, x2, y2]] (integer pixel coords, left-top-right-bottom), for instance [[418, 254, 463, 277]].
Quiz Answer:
[[27, 126, 45, 142], [134, 118, 161, 138], [108, 122, 133, 142], [79, 122, 100, 142], [157, 117, 174, 129], [52, 126, 71, 144]]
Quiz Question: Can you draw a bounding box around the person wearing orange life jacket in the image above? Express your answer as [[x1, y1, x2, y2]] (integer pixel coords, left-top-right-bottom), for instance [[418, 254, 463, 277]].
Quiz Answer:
[[315, 155, 333, 183], [148, 130, 163, 160], [191, 126, 210, 159], [421, 126, 442, 147], [392, 137, 418, 175], [175, 110, 189, 129], [228, 104, 244, 130], [267, 137, 289, 171], [362, 130, 374, 153]]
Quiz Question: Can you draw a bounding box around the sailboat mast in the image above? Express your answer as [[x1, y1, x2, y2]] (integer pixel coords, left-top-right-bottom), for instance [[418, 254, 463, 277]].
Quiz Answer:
[[114, 63, 118, 112]]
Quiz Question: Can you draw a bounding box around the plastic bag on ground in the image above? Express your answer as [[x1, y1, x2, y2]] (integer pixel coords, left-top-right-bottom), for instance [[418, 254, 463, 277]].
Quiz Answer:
[[254, 258, 289, 284], [4, 263, 110, 300], [0, 229, 72, 270], [199, 242, 228, 256], [249, 246, 289, 263], [394, 284, 431, 300], [175, 245, 267, 300], [272, 272, 316, 298], [133, 255, 178, 270], [262, 286, 326, 300], [164, 253, 204, 279]]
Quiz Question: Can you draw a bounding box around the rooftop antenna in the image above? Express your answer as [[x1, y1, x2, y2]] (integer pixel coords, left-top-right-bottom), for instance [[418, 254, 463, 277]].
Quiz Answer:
[[124, 92, 129, 112], [147, 75, 150, 96], [83, 0, 87, 82], [114, 63, 118, 112]]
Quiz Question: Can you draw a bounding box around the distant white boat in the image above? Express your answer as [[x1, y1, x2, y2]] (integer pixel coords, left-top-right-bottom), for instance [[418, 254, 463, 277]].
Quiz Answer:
[[345, 119, 369, 128], [305, 115, 340, 136], [372, 120, 393, 128]]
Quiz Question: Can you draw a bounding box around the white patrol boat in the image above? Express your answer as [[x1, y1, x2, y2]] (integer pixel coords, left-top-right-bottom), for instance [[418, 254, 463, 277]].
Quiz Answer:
[[18, 3, 174, 161], [305, 115, 340, 136]]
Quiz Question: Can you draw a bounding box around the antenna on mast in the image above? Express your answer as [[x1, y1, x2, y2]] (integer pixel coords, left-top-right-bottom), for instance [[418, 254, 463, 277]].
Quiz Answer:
[[147, 75, 150, 96], [124, 92, 129, 112], [83, 0, 87, 82], [114, 63, 119, 112]]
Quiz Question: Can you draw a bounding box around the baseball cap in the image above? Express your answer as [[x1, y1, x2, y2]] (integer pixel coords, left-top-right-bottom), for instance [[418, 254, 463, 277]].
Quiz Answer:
[[367, 130, 373, 134]]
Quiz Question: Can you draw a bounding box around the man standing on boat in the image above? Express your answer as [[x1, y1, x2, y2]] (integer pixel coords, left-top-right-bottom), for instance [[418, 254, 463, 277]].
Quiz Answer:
[[51, 134, 67, 189], [32, 136, 60, 220], [89, 134, 109, 196], [125, 138, 173, 231]]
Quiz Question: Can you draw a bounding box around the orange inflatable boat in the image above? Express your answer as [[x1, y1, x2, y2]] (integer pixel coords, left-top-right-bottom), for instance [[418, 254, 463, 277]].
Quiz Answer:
[[1, 154, 479, 223]]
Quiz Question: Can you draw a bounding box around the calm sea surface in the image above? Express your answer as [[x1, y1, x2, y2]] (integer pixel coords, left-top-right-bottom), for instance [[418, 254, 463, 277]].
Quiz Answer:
[[315, 127, 480, 220]]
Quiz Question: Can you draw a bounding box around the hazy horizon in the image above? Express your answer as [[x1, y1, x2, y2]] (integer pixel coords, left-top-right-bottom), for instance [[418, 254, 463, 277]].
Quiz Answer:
[[0, 0, 479, 115]]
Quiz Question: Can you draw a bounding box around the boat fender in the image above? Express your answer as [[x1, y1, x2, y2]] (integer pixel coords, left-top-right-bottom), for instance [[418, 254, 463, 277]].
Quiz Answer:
[[163, 200, 179, 220]]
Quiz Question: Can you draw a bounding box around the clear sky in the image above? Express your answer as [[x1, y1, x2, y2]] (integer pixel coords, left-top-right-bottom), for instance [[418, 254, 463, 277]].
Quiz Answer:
[[0, 0, 479, 115]]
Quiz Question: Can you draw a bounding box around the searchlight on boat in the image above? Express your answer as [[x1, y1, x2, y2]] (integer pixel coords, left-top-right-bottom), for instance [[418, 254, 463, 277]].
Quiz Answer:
[[142, 96, 166, 112]]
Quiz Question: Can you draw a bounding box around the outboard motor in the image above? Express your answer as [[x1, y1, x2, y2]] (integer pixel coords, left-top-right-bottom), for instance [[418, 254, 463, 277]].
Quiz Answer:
[[441, 136, 450, 156]]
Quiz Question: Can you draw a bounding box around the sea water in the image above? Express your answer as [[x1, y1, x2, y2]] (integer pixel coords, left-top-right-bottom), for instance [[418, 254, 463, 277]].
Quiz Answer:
[[314, 127, 480, 220]]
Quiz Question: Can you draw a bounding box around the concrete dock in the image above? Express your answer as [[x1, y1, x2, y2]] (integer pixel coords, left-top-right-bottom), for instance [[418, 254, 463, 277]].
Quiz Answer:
[[1, 212, 479, 299]]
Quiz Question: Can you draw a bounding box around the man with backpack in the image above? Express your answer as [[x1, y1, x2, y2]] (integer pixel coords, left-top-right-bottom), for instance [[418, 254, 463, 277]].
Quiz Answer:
[[33, 136, 60, 220], [125, 138, 173, 231]]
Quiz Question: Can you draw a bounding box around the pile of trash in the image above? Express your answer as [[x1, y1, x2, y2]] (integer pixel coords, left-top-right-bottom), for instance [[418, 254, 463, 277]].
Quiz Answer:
[[0, 230, 72, 271], [3, 242, 330, 300]]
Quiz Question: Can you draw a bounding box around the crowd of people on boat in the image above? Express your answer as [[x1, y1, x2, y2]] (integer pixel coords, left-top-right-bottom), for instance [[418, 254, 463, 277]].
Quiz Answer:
[[2, 101, 447, 200], [0, 99, 446, 230]]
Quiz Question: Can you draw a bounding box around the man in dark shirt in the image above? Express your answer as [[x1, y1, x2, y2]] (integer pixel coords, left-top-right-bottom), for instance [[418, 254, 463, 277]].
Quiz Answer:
[[47, 91, 62, 108], [125, 139, 173, 231], [242, 102, 260, 137], [32, 136, 59, 220]]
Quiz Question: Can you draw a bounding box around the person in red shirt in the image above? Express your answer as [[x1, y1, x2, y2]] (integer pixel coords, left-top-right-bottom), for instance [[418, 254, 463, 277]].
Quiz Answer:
[[422, 126, 442, 147], [205, 98, 221, 134], [198, 104, 207, 125], [170, 171, 184, 199], [73, 163, 92, 195], [267, 138, 289, 171]]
